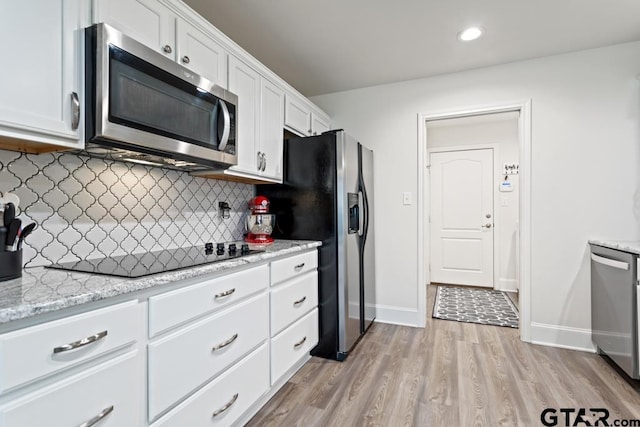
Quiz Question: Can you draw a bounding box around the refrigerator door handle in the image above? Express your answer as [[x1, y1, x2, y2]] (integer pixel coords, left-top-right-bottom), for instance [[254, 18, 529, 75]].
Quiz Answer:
[[357, 145, 369, 246], [360, 182, 369, 246], [358, 191, 365, 237]]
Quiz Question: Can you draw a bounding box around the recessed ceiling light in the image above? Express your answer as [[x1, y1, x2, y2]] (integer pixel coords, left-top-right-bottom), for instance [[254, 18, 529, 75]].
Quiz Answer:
[[457, 26, 484, 42]]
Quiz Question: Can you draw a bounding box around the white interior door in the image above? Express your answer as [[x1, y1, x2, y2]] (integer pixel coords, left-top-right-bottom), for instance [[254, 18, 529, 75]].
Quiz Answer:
[[430, 149, 494, 287]]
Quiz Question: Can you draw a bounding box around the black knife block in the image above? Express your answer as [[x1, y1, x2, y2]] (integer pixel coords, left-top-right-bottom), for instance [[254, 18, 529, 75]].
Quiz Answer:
[[0, 250, 22, 282]]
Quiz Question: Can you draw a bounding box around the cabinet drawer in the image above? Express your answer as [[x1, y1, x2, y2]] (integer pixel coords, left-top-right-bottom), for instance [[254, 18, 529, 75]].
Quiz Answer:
[[271, 308, 318, 385], [151, 343, 269, 427], [149, 264, 269, 337], [0, 300, 140, 393], [270, 251, 318, 286], [271, 271, 318, 336], [148, 292, 268, 420], [0, 350, 142, 427]]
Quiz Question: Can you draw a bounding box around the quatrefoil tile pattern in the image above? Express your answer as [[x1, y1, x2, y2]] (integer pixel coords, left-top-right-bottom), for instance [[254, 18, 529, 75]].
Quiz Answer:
[[0, 149, 253, 268]]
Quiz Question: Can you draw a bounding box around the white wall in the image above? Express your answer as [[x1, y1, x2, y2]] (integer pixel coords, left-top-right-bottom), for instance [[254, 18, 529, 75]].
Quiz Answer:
[[311, 41, 640, 350], [427, 113, 520, 292]]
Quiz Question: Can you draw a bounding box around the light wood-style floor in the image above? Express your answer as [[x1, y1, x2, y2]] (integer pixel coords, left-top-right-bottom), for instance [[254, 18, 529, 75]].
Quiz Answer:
[[247, 285, 640, 426]]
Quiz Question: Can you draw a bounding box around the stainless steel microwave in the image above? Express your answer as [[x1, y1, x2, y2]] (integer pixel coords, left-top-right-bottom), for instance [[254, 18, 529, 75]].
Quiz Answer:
[[82, 23, 237, 171]]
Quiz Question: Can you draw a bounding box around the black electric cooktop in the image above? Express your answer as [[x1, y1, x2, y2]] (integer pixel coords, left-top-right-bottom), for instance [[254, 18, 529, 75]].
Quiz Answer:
[[46, 242, 263, 278]]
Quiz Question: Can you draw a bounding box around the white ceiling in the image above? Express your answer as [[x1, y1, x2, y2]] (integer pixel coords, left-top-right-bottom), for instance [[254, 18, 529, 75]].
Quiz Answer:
[[183, 0, 640, 97]]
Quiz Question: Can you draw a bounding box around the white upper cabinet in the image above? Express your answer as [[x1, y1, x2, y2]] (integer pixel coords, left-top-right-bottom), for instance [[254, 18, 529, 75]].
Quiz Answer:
[[94, 0, 227, 88], [227, 56, 261, 175], [284, 94, 312, 136], [216, 55, 283, 183], [175, 19, 227, 88], [285, 93, 331, 137], [93, 0, 175, 59], [259, 79, 284, 180], [0, 0, 89, 151], [311, 111, 331, 135]]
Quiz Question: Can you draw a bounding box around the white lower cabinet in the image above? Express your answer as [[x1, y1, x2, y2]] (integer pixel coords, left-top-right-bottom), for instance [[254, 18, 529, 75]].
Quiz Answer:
[[148, 264, 269, 337], [150, 343, 269, 427], [0, 300, 140, 393], [270, 271, 319, 337], [0, 249, 319, 427], [148, 292, 269, 420], [149, 251, 319, 425], [0, 350, 142, 426], [271, 308, 319, 385]]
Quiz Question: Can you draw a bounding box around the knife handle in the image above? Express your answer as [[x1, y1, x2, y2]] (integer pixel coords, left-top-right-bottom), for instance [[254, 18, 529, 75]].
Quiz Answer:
[[3, 203, 14, 228], [0, 227, 6, 252], [5, 219, 20, 251]]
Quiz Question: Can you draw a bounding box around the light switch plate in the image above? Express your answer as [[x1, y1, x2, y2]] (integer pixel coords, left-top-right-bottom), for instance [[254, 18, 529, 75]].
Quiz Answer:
[[403, 192, 412, 205]]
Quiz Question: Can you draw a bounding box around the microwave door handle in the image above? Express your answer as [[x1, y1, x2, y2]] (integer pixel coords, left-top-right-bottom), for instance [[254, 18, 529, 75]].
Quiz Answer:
[[217, 100, 231, 151]]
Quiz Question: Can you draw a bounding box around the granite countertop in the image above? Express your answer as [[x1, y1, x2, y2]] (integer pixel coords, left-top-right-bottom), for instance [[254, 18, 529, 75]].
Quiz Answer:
[[0, 240, 321, 325], [588, 240, 640, 255]]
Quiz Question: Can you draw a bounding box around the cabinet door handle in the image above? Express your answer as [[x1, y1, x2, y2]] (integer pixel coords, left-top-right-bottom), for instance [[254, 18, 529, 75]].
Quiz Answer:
[[293, 336, 307, 348], [262, 154, 267, 171], [78, 405, 114, 427], [70, 92, 80, 131], [162, 44, 172, 54], [212, 333, 238, 352], [294, 263, 305, 271], [212, 393, 239, 417], [53, 330, 108, 354], [214, 288, 236, 299], [257, 151, 263, 171], [182, 55, 190, 64], [293, 296, 307, 305]]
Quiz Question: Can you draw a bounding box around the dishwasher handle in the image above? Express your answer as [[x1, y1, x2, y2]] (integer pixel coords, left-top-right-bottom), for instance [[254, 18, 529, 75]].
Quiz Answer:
[[591, 253, 630, 270]]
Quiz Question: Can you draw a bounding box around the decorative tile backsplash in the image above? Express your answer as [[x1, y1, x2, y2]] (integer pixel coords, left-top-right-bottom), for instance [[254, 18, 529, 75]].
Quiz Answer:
[[0, 150, 254, 267]]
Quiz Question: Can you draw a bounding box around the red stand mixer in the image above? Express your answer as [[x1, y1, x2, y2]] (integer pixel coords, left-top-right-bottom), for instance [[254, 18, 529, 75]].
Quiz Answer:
[[244, 196, 276, 246]]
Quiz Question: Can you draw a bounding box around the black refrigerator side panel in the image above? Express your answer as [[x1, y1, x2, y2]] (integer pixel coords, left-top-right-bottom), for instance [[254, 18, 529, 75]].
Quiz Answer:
[[261, 134, 340, 359]]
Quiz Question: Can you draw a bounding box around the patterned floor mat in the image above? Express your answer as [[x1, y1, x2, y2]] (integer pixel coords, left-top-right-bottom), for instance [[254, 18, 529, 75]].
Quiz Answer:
[[432, 285, 519, 328]]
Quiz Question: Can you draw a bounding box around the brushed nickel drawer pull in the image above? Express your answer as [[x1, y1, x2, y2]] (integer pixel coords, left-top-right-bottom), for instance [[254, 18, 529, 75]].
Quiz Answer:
[[214, 288, 236, 299], [212, 333, 238, 352], [293, 296, 307, 305], [212, 393, 239, 418], [53, 330, 108, 354], [78, 405, 114, 427], [294, 263, 305, 271], [294, 336, 307, 348], [70, 92, 80, 130]]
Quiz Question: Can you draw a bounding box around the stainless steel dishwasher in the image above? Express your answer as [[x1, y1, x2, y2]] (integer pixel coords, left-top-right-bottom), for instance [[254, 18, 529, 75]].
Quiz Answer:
[[590, 244, 639, 379]]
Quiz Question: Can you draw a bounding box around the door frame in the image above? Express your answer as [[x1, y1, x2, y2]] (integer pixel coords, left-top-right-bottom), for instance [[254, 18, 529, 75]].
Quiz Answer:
[[428, 145, 499, 289], [416, 100, 532, 343]]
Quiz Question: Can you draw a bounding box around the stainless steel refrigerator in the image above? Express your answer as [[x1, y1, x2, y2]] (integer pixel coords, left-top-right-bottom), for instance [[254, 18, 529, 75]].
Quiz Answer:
[[261, 130, 375, 361]]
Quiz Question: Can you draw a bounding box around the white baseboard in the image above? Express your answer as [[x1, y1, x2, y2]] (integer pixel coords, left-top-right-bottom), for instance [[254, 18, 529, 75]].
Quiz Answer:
[[375, 304, 421, 327], [530, 322, 596, 353], [496, 278, 518, 292]]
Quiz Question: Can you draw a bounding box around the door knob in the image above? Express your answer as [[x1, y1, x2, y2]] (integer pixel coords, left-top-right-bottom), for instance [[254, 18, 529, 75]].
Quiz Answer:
[[482, 223, 492, 228], [485, 213, 492, 219]]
